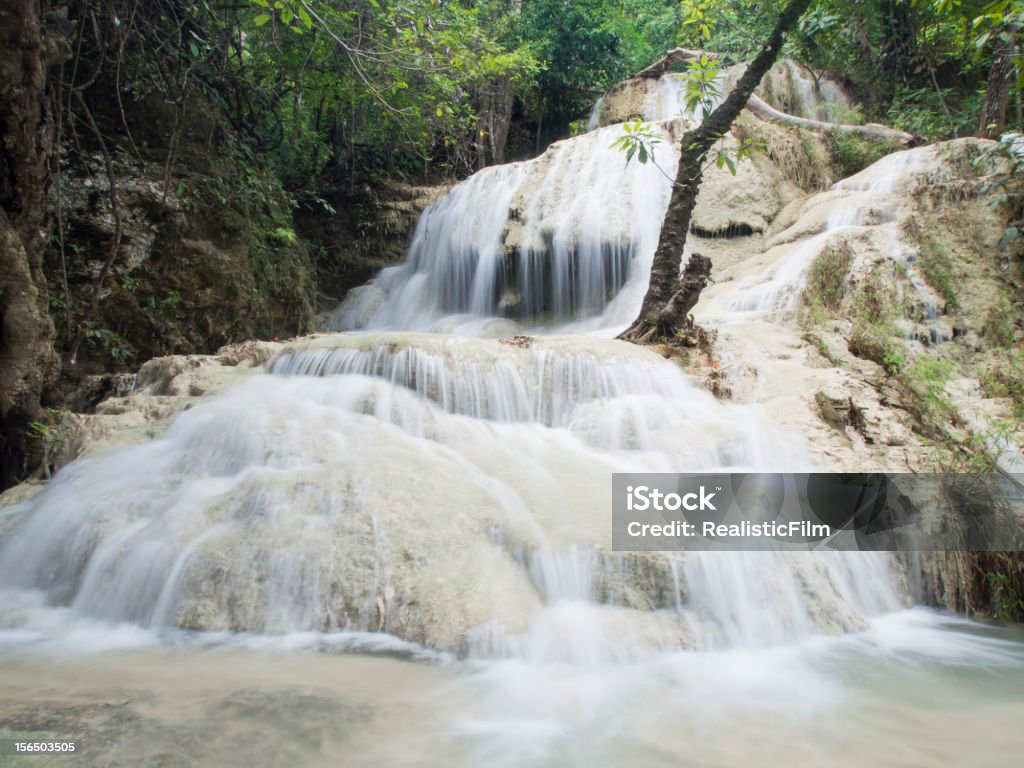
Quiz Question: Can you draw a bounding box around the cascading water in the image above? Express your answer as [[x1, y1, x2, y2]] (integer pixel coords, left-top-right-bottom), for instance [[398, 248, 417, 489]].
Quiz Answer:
[[328, 122, 679, 335], [709, 143, 951, 339], [1, 101, 1022, 766], [781, 59, 855, 122]]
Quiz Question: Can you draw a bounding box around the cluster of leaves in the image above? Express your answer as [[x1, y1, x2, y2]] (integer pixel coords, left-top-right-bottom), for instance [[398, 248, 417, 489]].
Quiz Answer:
[[980, 553, 1024, 622], [609, 119, 663, 164], [683, 54, 724, 120]]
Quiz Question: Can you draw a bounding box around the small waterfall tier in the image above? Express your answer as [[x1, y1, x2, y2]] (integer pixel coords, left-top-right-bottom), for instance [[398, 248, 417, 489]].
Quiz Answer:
[[271, 334, 702, 426], [327, 123, 684, 334], [0, 331, 904, 658]]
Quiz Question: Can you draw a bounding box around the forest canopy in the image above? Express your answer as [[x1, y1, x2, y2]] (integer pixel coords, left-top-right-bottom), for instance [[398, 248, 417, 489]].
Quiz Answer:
[[59, 0, 1023, 195]]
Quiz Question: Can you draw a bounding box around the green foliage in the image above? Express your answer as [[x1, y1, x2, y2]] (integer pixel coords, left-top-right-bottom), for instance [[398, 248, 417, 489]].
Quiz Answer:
[[978, 347, 1024, 404], [900, 354, 958, 430], [271, 227, 299, 247], [848, 270, 906, 372], [846, 266, 961, 434], [722, 137, 765, 174], [26, 419, 53, 442], [705, 1, 778, 55], [514, 0, 653, 126], [975, 134, 1024, 247], [676, 1, 722, 124], [176, 0, 541, 184], [827, 132, 892, 178], [146, 290, 183, 316], [681, 0, 719, 41], [849, 320, 904, 373], [984, 557, 1024, 623], [85, 328, 135, 365], [851, 268, 899, 320], [798, 129, 829, 177], [762, 0, 1023, 140], [612, 0, 689, 66], [609, 119, 663, 164], [882, 344, 909, 376], [611, 118, 761, 179], [917, 238, 961, 310], [682, 55, 724, 119], [886, 86, 985, 140], [982, 297, 1018, 346], [803, 243, 852, 314]]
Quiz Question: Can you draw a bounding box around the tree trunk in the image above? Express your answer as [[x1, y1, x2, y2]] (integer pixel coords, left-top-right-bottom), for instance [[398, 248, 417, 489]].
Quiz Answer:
[[979, 27, 1017, 139], [476, 76, 514, 169], [746, 94, 915, 145], [620, 0, 814, 342], [0, 0, 67, 488]]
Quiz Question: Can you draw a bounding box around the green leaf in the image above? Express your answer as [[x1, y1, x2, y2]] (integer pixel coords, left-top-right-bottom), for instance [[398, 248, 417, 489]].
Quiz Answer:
[[253, 13, 271, 26], [298, 6, 313, 29]]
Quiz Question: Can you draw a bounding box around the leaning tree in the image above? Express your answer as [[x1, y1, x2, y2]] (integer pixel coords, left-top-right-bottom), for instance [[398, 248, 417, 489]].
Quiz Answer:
[[619, 0, 814, 342]]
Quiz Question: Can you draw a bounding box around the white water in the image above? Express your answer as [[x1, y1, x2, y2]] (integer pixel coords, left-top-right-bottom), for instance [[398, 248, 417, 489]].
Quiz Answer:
[[1, 115, 1021, 763], [330, 123, 677, 335], [704, 144, 952, 335], [782, 59, 856, 122], [643, 71, 725, 124]]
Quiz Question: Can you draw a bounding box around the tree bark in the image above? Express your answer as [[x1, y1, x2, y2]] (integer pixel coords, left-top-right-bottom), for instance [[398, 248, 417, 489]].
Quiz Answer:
[[620, 0, 814, 341], [0, 0, 67, 488], [476, 76, 514, 169], [979, 27, 1016, 139]]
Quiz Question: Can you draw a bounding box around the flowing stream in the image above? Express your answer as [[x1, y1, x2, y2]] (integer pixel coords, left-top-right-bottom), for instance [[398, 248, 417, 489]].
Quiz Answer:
[[1, 97, 1022, 765]]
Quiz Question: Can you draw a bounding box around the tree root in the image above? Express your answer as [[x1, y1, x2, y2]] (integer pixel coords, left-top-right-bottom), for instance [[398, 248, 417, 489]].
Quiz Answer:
[[619, 254, 712, 343]]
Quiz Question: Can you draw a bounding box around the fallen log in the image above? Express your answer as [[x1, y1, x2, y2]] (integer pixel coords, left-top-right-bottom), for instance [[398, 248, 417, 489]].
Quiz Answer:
[[630, 49, 916, 146], [637, 48, 711, 78], [746, 93, 916, 146]]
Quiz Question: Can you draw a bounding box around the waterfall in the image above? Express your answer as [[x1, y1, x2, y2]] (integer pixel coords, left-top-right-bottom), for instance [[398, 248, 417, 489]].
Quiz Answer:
[[0, 117, 978, 663], [703, 143, 951, 341], [2, 83, 1022, 768], [5, 332, 868, 656], [328, 123, 679, 335], [782, 60, 855, 122], [330, 162, 532, 333]]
